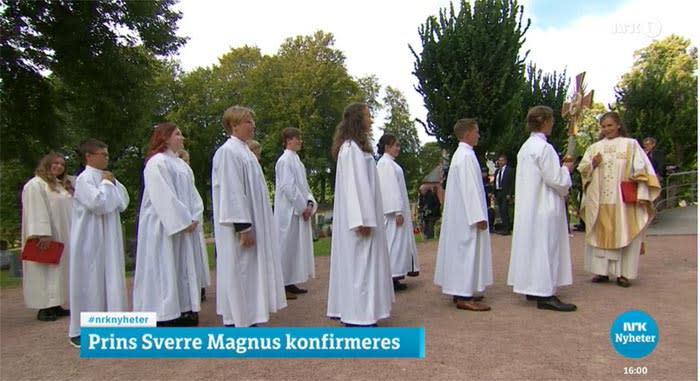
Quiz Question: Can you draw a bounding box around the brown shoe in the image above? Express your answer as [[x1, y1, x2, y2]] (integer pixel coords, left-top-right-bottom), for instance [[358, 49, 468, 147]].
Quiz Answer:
[[455, 300, 491, 311], [285, 290, 298, 300], [591, 275, 610, 283], [453, 295, 484, 303], [616, 277, 631, 288]]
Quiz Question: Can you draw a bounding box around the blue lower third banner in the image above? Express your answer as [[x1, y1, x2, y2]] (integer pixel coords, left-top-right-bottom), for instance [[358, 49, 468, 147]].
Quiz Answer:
[[80, 327, 425, 359]]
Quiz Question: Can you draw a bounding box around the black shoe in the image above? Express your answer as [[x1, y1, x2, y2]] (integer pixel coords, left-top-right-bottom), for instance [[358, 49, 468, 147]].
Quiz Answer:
[[69, 336, 81, 348], [37, 308, 57, 321], [224, 324, 236, 327], [393, 279, 407, 291], [407, 271, 420, 277], [525, 294, 538, 301], [344, 323, 377, 327], [201, 288, 206, 302], [537, 296, 577, 312], [179, 311, 199, 327], [51, 306, 70, 317], [329, 316, 340, 321], [285, 285, 308, 294]]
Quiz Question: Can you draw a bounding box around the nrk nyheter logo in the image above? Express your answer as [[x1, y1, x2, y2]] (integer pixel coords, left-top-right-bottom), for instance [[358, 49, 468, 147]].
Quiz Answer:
[[610, 310, 659, 359]]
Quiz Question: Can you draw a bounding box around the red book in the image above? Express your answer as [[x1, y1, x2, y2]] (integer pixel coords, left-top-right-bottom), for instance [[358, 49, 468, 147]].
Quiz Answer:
[[21, 239, 64, 265]]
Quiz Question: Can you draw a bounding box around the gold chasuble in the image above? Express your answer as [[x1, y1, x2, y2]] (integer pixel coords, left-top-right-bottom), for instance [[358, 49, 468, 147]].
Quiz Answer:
[[579, 137, 661, 250]]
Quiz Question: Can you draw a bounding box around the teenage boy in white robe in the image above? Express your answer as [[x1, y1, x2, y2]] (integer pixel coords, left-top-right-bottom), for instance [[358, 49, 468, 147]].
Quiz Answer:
[[212, 106, 286, 328], [68, 139, 129, 348], [327, 102, 394, 327], [376, 134, 420, 291], [507, 105, 577, 312], [434, 119, 493, 312], [274, 127, 317, 299], [133, 124, 205, 327]]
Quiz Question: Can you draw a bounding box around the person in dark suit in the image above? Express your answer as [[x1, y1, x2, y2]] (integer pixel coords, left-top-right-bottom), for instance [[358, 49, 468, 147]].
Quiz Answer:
[[643, 137, 666, 181], [493, 154, 515, 235]]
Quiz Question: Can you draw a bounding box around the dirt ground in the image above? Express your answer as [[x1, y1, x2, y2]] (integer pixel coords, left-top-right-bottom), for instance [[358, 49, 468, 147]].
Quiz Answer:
[[1, 231, 696, 380]]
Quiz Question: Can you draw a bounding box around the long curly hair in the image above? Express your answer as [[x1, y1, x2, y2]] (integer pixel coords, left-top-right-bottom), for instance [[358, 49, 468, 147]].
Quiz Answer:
[[35, 152, 74, 195], [145, 123, 178, 163], [331, 102, 373, 160]]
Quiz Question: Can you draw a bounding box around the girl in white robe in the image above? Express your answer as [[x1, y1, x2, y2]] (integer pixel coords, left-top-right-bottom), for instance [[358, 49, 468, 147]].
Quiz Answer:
[[327, 103, 394, 326], [21, 153, 73, 321], [133, 124, 205, 326], [376, 134, 419, 290]]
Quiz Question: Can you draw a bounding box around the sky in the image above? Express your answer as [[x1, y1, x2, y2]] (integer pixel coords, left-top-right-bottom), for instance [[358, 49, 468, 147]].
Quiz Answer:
[[173, 0, 699, 143]]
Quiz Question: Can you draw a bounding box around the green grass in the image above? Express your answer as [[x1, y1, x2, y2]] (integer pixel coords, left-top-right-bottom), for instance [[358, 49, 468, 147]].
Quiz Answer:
[[1, 269, 21, 288]]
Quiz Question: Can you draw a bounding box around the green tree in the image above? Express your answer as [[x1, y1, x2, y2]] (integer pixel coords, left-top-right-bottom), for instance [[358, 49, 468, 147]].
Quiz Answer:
[[515, 63, 570, 159], [380, 86, 422, 197], [357, 74, 383, 116], [0, 0, 185, 242], [410, 0, 529, 161], [615, 35, 697, 168], [243, 31, 361, 204], [167, 47, 263, 217]]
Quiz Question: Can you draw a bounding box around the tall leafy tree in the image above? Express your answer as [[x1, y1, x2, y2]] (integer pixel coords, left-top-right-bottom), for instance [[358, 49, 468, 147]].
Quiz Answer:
[[411, 0, 529, 160], [243, 31, 361, 204], [168, 46, 263, 217], [615, 35, 697, 168], [514, 63, 570, 160], [0, 0, 185, 241], [381, 86, 422, 196]]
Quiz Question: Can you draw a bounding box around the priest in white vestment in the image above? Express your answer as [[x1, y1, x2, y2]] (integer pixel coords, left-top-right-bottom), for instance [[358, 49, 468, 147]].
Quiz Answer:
[[507, 105, 577, 312], [327, 102, 394, 327], [133, 124, 205, 326], [212, 106, 286, 328], [434, 119, 492, 312], [376, 134, 419, 291], [578, 112, 660, 288], [21, 153, 73, 321], [68, 139, 130, 347], [274, 127, 317, 298]]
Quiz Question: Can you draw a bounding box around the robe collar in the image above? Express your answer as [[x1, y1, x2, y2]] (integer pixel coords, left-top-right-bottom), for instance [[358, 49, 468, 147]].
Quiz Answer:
[[84, 165, 103, 174], [381, 153, 396, 161], [531, 132, 547, 141], [164, 149, 178, 158], [229, 135, 248, 147], [284, 149, 298, 157], [459, 142, 474, 151]]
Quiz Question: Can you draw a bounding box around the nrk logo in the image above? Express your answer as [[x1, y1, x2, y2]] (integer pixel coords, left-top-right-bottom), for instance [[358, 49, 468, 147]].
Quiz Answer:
[[610, 310, 659, 359]]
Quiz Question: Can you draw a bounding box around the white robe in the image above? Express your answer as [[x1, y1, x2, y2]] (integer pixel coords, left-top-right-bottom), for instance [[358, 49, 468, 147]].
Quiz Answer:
[[21, 177, 72, 309], [507, 132, 572, 297], [274, 149, 317, 286], [133, 151, 206, 321], [376, 153, 419, 277], [326, 141, 394, 325], [68, 166, 129, 338], [212, 136, 286, 327], [434, 142, 493, 297]]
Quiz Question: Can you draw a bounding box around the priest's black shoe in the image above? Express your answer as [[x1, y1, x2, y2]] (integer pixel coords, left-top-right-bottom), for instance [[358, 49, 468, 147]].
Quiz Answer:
[[285, 284, 308, 294], [537, 296, 577, 312], [525, 294, 538, 301]]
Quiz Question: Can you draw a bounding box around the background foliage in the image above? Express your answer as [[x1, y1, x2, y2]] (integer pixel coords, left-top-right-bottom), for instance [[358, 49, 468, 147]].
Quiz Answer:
[[1, 0, 696, 245]]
